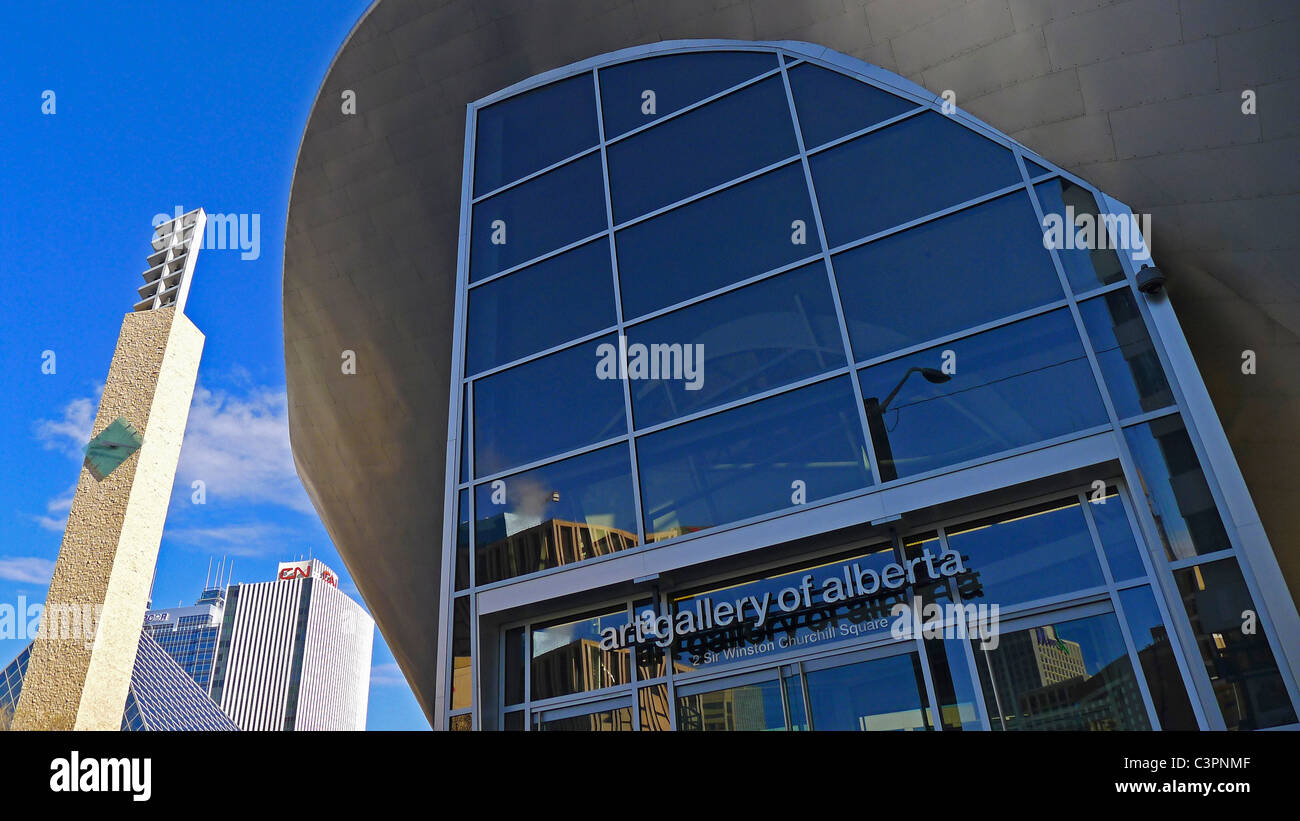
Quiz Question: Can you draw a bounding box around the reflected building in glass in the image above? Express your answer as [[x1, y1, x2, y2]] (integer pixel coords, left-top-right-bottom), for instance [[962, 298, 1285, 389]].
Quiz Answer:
[[284, 5, 1300, 733]]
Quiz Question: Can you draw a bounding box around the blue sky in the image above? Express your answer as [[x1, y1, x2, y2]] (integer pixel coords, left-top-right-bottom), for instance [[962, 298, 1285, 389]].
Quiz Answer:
[[0, 1, 429, 729]]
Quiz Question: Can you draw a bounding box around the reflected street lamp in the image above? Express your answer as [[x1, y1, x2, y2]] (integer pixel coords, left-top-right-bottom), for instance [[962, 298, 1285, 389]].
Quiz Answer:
[[864, 367, 952, 482]]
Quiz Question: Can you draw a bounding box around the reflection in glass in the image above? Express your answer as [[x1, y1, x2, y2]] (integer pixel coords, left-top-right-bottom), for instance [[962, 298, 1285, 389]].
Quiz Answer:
[[615, 163, 817, 318], [786, 675, 809, 730], [1078, 290, 1173, 418], [474, 73, 598, 196], [627, 262, 845, 428], [637, 377, 871, 542], [1117, 586, 1199, 730], [804, 653, 932, 731], [1034, 178, 1127, 293], [1088, 488, 1147, 581], [811, 111, 1021, 246], [466, 239, 616, 374], [670, 542, 900, 672], [475, 445, 638, 585], [607, 75, 798, 222], [639, 684, 672, 731], [451, 597, 472, 711], [835, 193, 1064, 360], [1124, 415, 1230, 560], [454, 489, 470, 591], [677, 679, 787, 731], [503, 711, 525, 731], [504, 626, 525, 706], [531, 608, 632, 701], [470, 153, 607, 281], [945, 497, 1106, 609], [472, 335, 626, 477], [928, 637, 982, 730], [786, 61, 915, 149], [538, 706, 634, 731], [599, 50, 778, 138], [974, 612, 1150, 730], [1173, 560, 1297, 730], [858, 309, 1107, 479]]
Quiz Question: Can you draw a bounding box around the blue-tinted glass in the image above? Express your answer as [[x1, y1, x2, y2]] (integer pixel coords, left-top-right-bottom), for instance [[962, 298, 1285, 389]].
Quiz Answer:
[[1079, 290, 1173, 418], [1088, 488, 1146, 581], [805, 654, 932, 731], [928, 637, 982, 730], [616, 163, 817, 318], [1024, 158, 1051, 177], [474, 73, 598, 196], [466, 239, 616, 373], [974, 613, 1150, 730], [1173, 559, 1297, 730], [455, 488, 470, 590], [677, 679, 787, 731], [785, 675, 809, 730], [858, 309, 1107, 479], [459, 384, 469, 482], [475, 444, 638, 585], [812, 111, 1021, 246], [627, 262, 845, 428], [531, 606, 632, 699], [470, 153, 607, 281], [636, 376, 871, 541], [787, 62, 915, 149], [607, 75, 798, 222], [946, 498, 1106, 608], [1117, 586, 1199, 730], [599, 50, 778, 138], [473, 335, 626, 476], [1123, 415, 1230, 560], [1034, 178, 1127, 292], [835, 193, 1064, 360]]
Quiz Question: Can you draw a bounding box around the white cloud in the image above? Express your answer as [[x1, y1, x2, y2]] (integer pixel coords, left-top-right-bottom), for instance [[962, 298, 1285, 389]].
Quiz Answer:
[[0, 557, 55, 585], [33, 394, 97, 459], [32, 484, 76, 532], [164, 523, 296, 558], [176, 385, 313, 514], [370, 663, 408, 687]]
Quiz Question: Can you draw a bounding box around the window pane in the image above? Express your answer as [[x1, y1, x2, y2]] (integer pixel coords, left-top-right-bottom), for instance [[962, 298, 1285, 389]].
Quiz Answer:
[[787, 61, 915, 149], [627, 262, 845, 428], [1123, 415, 1231, 560], [677, 679, 787, 731], [927, 637, 982, 730], [450, 597, 472, 710], [503, 711, 525, 730], [474, 73, 598, 196], [858, 309, 1107, 479], [470, 153, 607, 281], [504, 626, 525, 706], [1034, 178, 1127, 292], [466, 239, 616, 374], [945, 497, 1106, 608], [473, 335, 626, 476], [531, 607, 632, 700], [974, 612, 1151, 730], [835, 193, 1064, 360], [1089, 488, 1147, 581], [600, 50, 778, 138], [639, 684, 672, 731], [1173, 559, 1297, 730], [615, 163, 818, 318], [785, 675, 809, 730], [459, 384, 469, 483], [805, 654, 932, 731], [474, 444, 638, 585], [454, 488, 470, 590], [608, 75, 798, 222], [538, 706, 633, 731], [1117, 586, 1199, 730], [1079, 289, 1173, 418], [811, 111, 1021, 246], [637, 377, 871, 541]]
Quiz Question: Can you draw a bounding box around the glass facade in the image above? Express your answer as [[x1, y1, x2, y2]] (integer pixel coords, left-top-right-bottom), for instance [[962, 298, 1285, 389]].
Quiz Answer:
[[442, 42, 1300, 731]]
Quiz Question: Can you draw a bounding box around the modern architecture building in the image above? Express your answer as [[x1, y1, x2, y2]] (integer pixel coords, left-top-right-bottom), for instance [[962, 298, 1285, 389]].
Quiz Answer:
[[207, 559, 374, 731], [143, 585, 228, 692], [1, 633, 239, 732], [284, 1, 1300, 731]]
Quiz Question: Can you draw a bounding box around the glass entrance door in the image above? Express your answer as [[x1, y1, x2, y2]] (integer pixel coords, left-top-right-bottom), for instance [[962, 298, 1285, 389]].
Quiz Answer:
[[799, 648, 933, 731]]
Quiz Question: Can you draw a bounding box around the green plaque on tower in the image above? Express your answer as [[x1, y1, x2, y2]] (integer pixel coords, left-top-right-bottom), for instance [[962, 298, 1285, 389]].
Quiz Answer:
[[84, 417, 143, 480]]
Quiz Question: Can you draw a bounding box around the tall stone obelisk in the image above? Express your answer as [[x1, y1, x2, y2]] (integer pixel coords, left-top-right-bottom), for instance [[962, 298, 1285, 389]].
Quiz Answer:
[[13, 209, 207, 730]]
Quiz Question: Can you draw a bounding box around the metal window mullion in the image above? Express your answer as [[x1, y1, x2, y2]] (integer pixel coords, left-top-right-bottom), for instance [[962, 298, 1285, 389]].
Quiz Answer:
[[777, 53, 882, 485], [938, 527, 992, 731], [593, 67, 648, 549], [464, 323, 621, 381], [468, 228, 611, 290], [604, 63, 789, 146]]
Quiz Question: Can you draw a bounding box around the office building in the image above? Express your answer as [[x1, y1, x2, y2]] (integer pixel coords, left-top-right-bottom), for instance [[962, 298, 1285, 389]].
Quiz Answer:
[[283, 1, 1300, 730]]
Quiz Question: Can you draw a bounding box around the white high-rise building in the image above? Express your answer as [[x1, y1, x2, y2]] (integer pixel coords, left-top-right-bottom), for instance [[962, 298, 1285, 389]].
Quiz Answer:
[[208, 559, 374, 731]]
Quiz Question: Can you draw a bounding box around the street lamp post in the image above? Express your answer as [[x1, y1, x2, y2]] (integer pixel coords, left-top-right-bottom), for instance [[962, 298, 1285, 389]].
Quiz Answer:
[[864, 367, 951, 482]]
